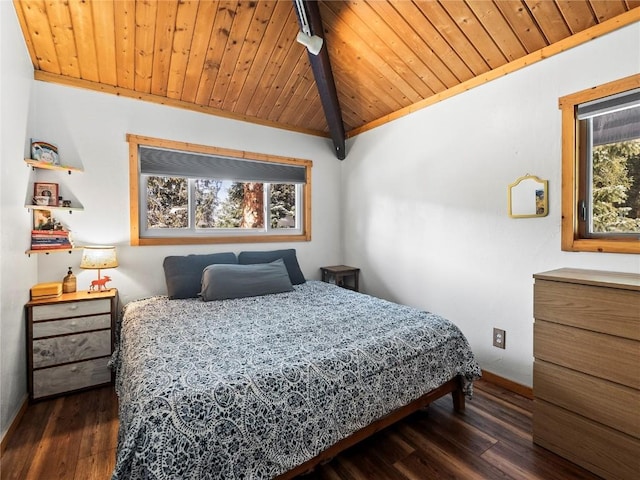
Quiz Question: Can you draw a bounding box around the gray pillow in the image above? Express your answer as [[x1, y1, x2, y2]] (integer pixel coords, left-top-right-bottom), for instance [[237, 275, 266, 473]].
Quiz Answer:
[[200, 259, 294, 301], [238, 249, 305, 285], [163, 252, 237, 299]]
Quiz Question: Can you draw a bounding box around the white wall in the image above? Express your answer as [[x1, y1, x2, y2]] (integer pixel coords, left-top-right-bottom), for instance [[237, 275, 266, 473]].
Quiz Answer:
[[0, 1, 37, 441], [29, 82, 342, 305], [342, 23, 640, 387]]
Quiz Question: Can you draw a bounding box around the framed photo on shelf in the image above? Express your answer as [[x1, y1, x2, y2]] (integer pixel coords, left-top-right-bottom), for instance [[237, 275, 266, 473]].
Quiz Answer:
[[33, 209, 55, 230], [33, 182, 58, 206]]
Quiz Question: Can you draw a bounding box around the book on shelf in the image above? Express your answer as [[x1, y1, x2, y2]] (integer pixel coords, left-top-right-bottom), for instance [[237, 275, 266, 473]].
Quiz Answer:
[[31, 233, 70, 238], [30, 244, 73, 250], [31, 238, 71, 245], [30, 228, 74, 250], [31, 233, 70, 239], [31, 229, 70, 236], [30, 237, 72, 244]]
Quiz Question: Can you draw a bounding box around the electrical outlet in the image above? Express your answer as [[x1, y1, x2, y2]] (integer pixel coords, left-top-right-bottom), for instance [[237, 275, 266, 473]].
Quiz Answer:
[[493, 328, 506, 349]]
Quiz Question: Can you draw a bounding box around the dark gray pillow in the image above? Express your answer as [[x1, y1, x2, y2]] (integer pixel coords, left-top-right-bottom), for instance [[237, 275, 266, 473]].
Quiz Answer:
[[200, 259, 294, 301], [238, 249, 305, 285], [163, 252, 237, 299]]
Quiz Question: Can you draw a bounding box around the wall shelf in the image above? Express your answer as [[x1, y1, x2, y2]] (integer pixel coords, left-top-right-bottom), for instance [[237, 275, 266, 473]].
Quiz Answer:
[[25, 158, 83, 174], [26, 246, 83, 256], [25, 151, 84, 255], [25, 204, 84, 213]]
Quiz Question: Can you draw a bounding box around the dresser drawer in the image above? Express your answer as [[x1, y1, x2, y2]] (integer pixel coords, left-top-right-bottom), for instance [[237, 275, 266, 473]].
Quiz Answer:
[[534, 399, 640, 480], [534, 320, 640, 389], [32, 330, 112, 368], [32, 298, 111, 321], [534, 279, 640, 340], [534, 360, 640, 438], [32, 314, 111, 338], [32, 357, 112, 399]]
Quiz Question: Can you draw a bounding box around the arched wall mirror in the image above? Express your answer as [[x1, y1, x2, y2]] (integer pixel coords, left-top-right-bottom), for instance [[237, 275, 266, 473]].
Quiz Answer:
[[508, 174, 548, 218]]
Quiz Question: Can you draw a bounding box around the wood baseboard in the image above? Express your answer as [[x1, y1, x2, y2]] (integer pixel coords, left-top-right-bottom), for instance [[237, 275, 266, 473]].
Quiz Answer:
[[0, 396, 29, 457], [480, 369, 533, 399]]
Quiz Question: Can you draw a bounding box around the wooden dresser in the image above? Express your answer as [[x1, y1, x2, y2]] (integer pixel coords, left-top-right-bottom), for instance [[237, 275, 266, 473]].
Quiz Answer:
[[26, 289, 117, 401], [533, 268, 640, 480]]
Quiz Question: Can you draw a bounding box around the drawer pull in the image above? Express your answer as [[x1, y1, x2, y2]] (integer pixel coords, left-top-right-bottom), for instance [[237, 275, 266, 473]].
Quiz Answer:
[[70, 321, 77, 327], [70, 338, 77, 343], [70, 366, 78, 372], [69, 305, 79, 310]]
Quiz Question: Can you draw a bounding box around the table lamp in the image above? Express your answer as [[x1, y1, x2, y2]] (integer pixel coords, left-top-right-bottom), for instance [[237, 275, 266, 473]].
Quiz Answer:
[[80, 245, 118, 292]]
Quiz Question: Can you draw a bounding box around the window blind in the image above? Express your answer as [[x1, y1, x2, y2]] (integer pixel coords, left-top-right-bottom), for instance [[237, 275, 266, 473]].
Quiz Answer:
[[591, 107, 640, 146], [577, 89, 640, 146], [577, 89, 640, 119], [139, 146, 306, 183]]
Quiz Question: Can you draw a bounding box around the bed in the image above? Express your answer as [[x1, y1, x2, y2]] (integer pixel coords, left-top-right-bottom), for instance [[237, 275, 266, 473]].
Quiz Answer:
[[111, 251, 481, 479]]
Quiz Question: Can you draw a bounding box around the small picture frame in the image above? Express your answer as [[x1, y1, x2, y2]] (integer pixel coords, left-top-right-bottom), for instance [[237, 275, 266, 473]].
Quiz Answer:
[[31, 140, 60, 165], [33, 209, 55, 230], [33, 182, 59, 206]]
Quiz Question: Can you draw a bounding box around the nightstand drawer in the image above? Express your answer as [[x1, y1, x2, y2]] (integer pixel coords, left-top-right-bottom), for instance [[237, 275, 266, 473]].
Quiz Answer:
[[32, 330, 111, 368], [32, 314, 112, 338], [32, 298, 111, 321], [32, 357, 111, 399]]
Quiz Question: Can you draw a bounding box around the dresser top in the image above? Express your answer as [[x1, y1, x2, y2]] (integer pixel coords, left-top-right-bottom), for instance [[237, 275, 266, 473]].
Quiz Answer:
[[534, 268, 640, 291]]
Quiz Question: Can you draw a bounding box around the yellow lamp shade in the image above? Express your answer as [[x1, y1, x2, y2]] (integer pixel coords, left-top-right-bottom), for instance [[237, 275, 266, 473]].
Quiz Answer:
[[80, 246, 118, 291], [80, 246, 118, 269]]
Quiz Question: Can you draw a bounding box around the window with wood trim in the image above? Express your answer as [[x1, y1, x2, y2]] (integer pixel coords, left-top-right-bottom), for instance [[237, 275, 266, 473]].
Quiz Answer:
[[128, 135, 312, 246], [560, 74, 640, 254]]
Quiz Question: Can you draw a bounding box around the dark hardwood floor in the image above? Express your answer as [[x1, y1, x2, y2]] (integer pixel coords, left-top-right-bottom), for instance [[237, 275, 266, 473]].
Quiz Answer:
[[1, 380, 601, 480]]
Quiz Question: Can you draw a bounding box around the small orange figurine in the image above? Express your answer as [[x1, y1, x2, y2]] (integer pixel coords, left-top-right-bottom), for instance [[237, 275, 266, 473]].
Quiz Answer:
[[90, 275, 111, 291]]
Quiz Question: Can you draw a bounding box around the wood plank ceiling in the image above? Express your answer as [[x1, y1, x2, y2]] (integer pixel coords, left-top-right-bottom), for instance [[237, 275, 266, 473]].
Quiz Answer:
[[13, 0, 640, 155]]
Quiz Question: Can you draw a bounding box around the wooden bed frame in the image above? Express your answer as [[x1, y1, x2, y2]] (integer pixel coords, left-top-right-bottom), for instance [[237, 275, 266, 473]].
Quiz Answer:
[[277, 375, 465, 479]]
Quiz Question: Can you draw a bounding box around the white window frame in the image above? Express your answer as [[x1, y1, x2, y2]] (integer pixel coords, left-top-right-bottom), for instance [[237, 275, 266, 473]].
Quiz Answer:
[[139, 178, 303, 238]]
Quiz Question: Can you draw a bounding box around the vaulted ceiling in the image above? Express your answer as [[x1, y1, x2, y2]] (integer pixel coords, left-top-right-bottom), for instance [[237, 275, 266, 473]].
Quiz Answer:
[[13, 0, 640, 157]]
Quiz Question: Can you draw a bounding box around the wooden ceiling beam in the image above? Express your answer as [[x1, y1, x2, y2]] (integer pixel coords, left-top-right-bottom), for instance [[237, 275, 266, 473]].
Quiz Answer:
[[293, 0, 346, 160]]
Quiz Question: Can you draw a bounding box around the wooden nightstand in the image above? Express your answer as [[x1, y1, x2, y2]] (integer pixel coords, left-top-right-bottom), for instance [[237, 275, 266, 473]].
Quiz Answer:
[[25, 289, 118, 401], [320, 265, 360, 292]]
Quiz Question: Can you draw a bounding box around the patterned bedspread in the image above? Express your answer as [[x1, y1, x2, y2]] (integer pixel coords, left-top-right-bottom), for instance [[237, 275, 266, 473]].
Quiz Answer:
[[111, 281, 481, 479]]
